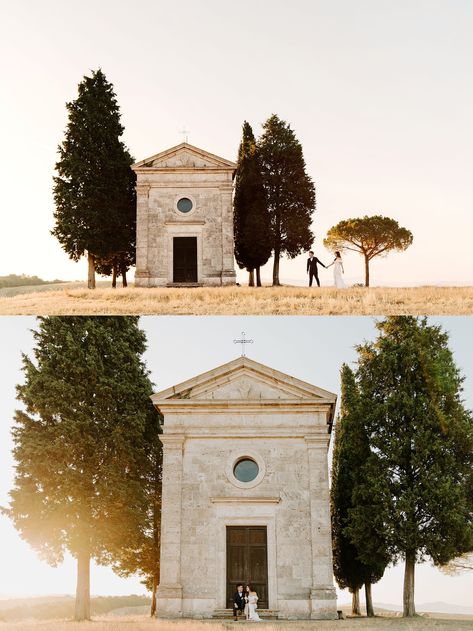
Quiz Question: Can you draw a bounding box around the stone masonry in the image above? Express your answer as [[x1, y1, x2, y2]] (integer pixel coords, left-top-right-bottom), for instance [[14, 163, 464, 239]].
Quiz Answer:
[[132, 143, 237, 287], [151, 357, 338, 620]]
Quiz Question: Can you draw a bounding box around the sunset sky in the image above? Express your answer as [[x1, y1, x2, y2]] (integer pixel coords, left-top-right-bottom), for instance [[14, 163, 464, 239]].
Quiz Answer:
[[1, 316, 472, 606], [1, 0, 472, 286]]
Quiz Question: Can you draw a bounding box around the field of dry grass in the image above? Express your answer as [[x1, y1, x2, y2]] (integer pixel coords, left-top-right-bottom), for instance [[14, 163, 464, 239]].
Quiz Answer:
[[1, 614, 472, 631], [0, 285, 472, 316]]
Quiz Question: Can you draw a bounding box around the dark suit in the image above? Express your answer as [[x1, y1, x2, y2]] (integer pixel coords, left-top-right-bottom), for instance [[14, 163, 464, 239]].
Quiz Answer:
[[233, 590, 246, 618], [307, 256, 326, 287]]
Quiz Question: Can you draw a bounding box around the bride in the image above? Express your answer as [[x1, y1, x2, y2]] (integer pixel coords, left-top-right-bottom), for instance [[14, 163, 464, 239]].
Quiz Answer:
[[246, 584, 262, 621], [327, 251, 346, 288]]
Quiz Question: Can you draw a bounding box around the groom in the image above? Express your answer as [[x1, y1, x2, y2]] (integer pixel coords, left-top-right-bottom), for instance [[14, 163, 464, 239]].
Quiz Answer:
[[306, 250, 327, 287], [233, 583, 246, 621]]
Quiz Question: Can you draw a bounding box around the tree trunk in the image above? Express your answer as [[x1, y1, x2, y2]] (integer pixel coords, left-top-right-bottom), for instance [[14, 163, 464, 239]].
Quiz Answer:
[[112, 262, 117, 289], [87, 253, 96, 290], [364, 254, 370, 287], [74, 549, 91, 621], [351, 587, 361, 615], [272, 249, 280, 286], [256, 266, 262, 287], [248, 269, 255, 287], [365, 582, 374, 617], [150, 574, 157, 617], [121, 264, 128, 288], [403, 552, 416, 617]]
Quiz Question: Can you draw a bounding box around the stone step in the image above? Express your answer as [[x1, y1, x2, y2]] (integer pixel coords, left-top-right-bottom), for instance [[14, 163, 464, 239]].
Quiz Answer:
[[166, 282, 204, 288], [212, 609, 279, 619]]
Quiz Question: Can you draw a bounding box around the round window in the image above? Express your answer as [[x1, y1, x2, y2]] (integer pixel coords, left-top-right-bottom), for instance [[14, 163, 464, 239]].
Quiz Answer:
[[177, 197, 193, 213], [233, 458, 259, 483]]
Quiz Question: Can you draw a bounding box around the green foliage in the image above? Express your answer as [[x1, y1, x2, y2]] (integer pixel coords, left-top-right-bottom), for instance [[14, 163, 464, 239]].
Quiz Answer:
[[324, 215, 413, 286], [110, 408, 162, 596], [324, 215, 413, 259], [233, 121, 272, 274], [258, 114, 315, 283], [331, 365, 388, 596], [347, 317, 473, 605], [7, 317, 160, 596], [52, 69, 136, 273], [0, 274, 63, 288]]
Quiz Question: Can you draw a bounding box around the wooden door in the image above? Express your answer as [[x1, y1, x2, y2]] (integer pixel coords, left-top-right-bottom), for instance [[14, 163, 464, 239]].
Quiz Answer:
[[226, 526, 268, 609], [173, 237, 197, 282]]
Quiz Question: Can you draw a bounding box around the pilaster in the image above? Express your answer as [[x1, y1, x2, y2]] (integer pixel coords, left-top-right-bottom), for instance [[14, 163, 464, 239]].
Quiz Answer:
[[135, 182, 151, 286], [305, 435, 337, 619], [156, 434, 185, 617]]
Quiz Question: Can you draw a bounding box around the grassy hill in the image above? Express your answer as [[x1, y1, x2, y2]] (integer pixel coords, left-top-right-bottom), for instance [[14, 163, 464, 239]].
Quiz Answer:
[[0, 285, 473, 315], [0, 613, 472, 630], [0, 274, 65, 289], [0, 595, 150, 622]]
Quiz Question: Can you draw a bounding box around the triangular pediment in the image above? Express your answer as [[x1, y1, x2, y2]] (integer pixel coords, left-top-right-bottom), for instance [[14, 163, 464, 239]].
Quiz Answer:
[[152, 357, 337, 404], [132, 143, 237, 170], [191, 372, 302, 400]]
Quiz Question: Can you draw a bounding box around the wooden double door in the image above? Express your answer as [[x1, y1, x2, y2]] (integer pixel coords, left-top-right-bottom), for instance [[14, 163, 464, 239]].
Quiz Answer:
[[226, 526, 268, 609], [173, 237, 197, 283]]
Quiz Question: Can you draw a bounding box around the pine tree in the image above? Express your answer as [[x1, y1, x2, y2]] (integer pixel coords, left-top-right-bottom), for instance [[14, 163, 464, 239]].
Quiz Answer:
[[7, 317, 160, 620], [258, 114, 315, 285], [350, 317, 473, 617], [233, 121, 271, 286], [52, 69, 136, 289], [331, 364, 388, 617], [324, 215, 413, 286]]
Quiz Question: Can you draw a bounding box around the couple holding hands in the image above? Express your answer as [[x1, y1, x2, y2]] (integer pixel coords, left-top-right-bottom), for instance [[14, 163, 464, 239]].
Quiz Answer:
[[307, 250, 346, 288], [233, 583, 261, 622]]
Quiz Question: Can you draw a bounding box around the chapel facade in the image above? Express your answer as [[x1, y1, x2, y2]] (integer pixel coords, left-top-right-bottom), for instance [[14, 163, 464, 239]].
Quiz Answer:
[[132, 143, 237, 287], [152, 356, 338, 620]]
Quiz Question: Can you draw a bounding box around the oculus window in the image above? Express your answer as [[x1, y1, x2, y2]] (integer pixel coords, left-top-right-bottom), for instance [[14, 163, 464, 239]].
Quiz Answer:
[[177, 197, 193, 213], [233, 458, 259, 483]]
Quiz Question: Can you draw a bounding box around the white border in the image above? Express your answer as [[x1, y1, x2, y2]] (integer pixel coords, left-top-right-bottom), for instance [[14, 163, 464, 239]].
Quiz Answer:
[[166, 229, 202, 284], [215, 512, 278, 610], [174, 193, 197, 217], [225, 450, 266, 490]]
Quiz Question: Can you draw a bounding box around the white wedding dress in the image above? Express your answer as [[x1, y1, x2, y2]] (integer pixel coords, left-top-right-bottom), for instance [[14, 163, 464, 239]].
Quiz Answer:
[[333, 258, 346, 288], [247, 594, 262, 621]]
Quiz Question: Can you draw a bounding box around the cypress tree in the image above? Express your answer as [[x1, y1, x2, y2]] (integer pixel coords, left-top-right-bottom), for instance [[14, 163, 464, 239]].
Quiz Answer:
[[258, 114, 315, 286], [350, 317, 473, 617], [233, 121, 271, 286], [7, 317, 159, 620], [52, 69, 136, 289], [110, 410, 163, 616], [331, 364, 388, 616]]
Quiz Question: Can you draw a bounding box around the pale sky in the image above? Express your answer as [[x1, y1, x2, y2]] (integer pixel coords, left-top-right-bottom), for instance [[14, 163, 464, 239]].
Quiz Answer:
[[1, 316, 472, 608], [1, 0, 472, 286]]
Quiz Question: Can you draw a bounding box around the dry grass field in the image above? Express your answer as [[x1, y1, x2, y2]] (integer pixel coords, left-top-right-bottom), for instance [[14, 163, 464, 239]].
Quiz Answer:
[[0, 285, 472, 316], [1, 614, 473, 631]]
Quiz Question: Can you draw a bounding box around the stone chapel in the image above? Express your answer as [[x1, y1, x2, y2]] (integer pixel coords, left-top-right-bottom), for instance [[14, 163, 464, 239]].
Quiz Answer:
[[152, 356, 338, 620], [132, 143, 237, 287]]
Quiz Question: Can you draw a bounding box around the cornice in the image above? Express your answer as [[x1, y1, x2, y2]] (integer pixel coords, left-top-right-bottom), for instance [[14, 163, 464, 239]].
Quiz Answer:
[[156, 399, 334, 413], [210, 497, 280, 504]]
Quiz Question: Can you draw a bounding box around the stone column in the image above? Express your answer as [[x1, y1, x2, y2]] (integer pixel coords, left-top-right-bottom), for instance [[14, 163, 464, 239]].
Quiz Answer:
[[156, 434, 185, 617], [135, 182, 151, 286], [305, 435, 337, 620], [220, 181, 236, 285]]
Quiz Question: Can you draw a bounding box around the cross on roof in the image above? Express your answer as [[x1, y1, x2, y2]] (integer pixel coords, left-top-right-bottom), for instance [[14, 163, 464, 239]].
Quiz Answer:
[[233, 331, 254, 357], [179, 126, 190, 143]]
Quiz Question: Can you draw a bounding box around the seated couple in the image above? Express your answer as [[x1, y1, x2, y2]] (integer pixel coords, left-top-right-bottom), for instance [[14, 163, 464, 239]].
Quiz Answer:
[[233, 583, 262, 622]]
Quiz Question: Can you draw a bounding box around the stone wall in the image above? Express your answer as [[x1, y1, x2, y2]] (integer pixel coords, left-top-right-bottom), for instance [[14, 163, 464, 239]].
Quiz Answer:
[[133, 144, 236, 287], [153, 357, 338, 620]]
